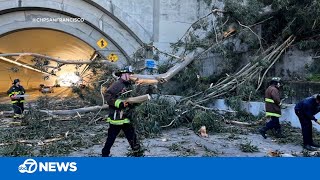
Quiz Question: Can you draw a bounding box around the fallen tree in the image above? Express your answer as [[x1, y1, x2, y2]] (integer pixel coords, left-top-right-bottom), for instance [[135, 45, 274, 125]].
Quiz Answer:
[[2, 0, 319, 138], [187, 35, 296, 105]]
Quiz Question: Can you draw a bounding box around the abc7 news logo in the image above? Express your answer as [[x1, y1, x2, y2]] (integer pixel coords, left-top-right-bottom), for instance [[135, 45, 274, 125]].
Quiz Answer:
[[18, 159, 37, 174]]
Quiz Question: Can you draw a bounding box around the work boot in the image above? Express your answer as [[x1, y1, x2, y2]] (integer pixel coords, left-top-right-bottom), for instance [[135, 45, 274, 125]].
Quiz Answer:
[[303, 145, 318, 151], [102, 154, 111, 157], [131, 145, 144, 157], [259, 128, 267, 139], [311, 142, 320, 148], [133, 149, 144, 157]]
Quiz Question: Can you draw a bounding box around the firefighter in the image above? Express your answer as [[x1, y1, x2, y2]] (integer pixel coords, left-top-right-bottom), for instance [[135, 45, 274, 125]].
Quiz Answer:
[[294, 95, 320, 151], [102, 67, 143, 157], [259, 77, 284, 139], [7, 79, 26, 119]]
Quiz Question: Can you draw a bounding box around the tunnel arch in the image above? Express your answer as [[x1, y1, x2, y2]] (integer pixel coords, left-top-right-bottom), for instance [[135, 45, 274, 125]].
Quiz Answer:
[[0, 0, 150, 44], [0, 21, 128, 67], [0, 0, 147, 63], [0, 0, 149, 92], [0, 28, 116, 91], [0, 10, 134, 67]]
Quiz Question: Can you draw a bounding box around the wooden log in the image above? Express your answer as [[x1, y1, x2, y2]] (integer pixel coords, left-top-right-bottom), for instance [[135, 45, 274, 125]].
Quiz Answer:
[[125, 94, 151, 104], [39, 104, 109, 116], [1, 95, 149, 117]]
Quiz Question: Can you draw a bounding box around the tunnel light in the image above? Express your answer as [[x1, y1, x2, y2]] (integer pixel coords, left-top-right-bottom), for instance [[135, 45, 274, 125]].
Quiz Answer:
[[58, 73, 81, 86]]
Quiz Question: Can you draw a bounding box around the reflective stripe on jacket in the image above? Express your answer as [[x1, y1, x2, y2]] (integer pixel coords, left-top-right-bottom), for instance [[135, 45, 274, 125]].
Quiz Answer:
[[106, 117, 130, 125], [104, 79, 131, 124], [7, 85, 26, 104], [265, 85, 281, 117]]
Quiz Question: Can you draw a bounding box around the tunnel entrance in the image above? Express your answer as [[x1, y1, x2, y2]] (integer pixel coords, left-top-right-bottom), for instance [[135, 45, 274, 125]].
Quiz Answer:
[[0, 29, 96, 92]]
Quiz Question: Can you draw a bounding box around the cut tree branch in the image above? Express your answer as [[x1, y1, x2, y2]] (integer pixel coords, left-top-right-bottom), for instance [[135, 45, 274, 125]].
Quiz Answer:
[[0, 53, 113, 65], [130, 53, 195, 84]]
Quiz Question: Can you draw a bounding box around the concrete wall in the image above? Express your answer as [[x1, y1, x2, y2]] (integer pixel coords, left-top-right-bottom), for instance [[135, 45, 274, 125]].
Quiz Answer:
[[110, 0, 222, 49], [98, 0, 223, 51], [197, 47, 316, 81], [199, 54, 225, 77], [156, 0, 223, 52], [108, 0, 154, 40], [91, 0, 224, 50], [274, 48, 313, 80], [210, 99, 320, 132]]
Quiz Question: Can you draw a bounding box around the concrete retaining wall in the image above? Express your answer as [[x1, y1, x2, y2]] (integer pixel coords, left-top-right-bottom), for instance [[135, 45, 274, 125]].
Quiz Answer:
[[210, 99, 320, 131]]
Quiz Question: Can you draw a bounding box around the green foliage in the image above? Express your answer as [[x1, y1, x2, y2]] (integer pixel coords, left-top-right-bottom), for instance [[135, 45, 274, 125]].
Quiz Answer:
[[237, 110, 264, 122], [224, 0, 264, 25], [0, 104, 106, 156], [192, 18, 209, 31], [237, 82, 262, 101], [306, 58, 320, 82], [0, 104, 12, 111], [159, 63, 207, 96], [210, 42, 248, 73], [296, 39, 320, 51], [74, 84, 103, 105], [168, 143, 183, 151], [157, 62, 174, 74], [238, 30, 260, 49], [184, 33, 211, 51], [36, 96, 51, 109], [239, 141, 259, 152], [225, 80, 263, 108], [73, 64, 118, 105], [225, 96, 242, 111], [219, 0, 320, 47], [0, 143, 35, 156], [281, 83, 295, 99], [307, 74, 320, 82], [273, 122, 302, 145], [263, 0, 320, 42], [132, 98, 178, 137], [191, 110, 224, 134], [168, 142, 197, 156]]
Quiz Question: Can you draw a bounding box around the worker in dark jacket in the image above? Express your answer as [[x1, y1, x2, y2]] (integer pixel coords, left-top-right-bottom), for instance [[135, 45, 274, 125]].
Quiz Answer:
[[7, 79, 26, 119], [295, 95, 320, 151], [259, 77, 283, 139], [102, 67, 143, 157]]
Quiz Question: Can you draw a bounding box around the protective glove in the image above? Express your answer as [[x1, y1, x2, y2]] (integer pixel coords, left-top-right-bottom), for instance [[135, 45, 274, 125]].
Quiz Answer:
[[123, 101, 129, 108], [316, 119, 320, 125], [11, 94, 18, 100]]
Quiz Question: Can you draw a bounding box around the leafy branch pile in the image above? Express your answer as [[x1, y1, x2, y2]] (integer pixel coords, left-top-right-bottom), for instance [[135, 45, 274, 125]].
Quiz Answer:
[[0, 100, 107, 156]]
